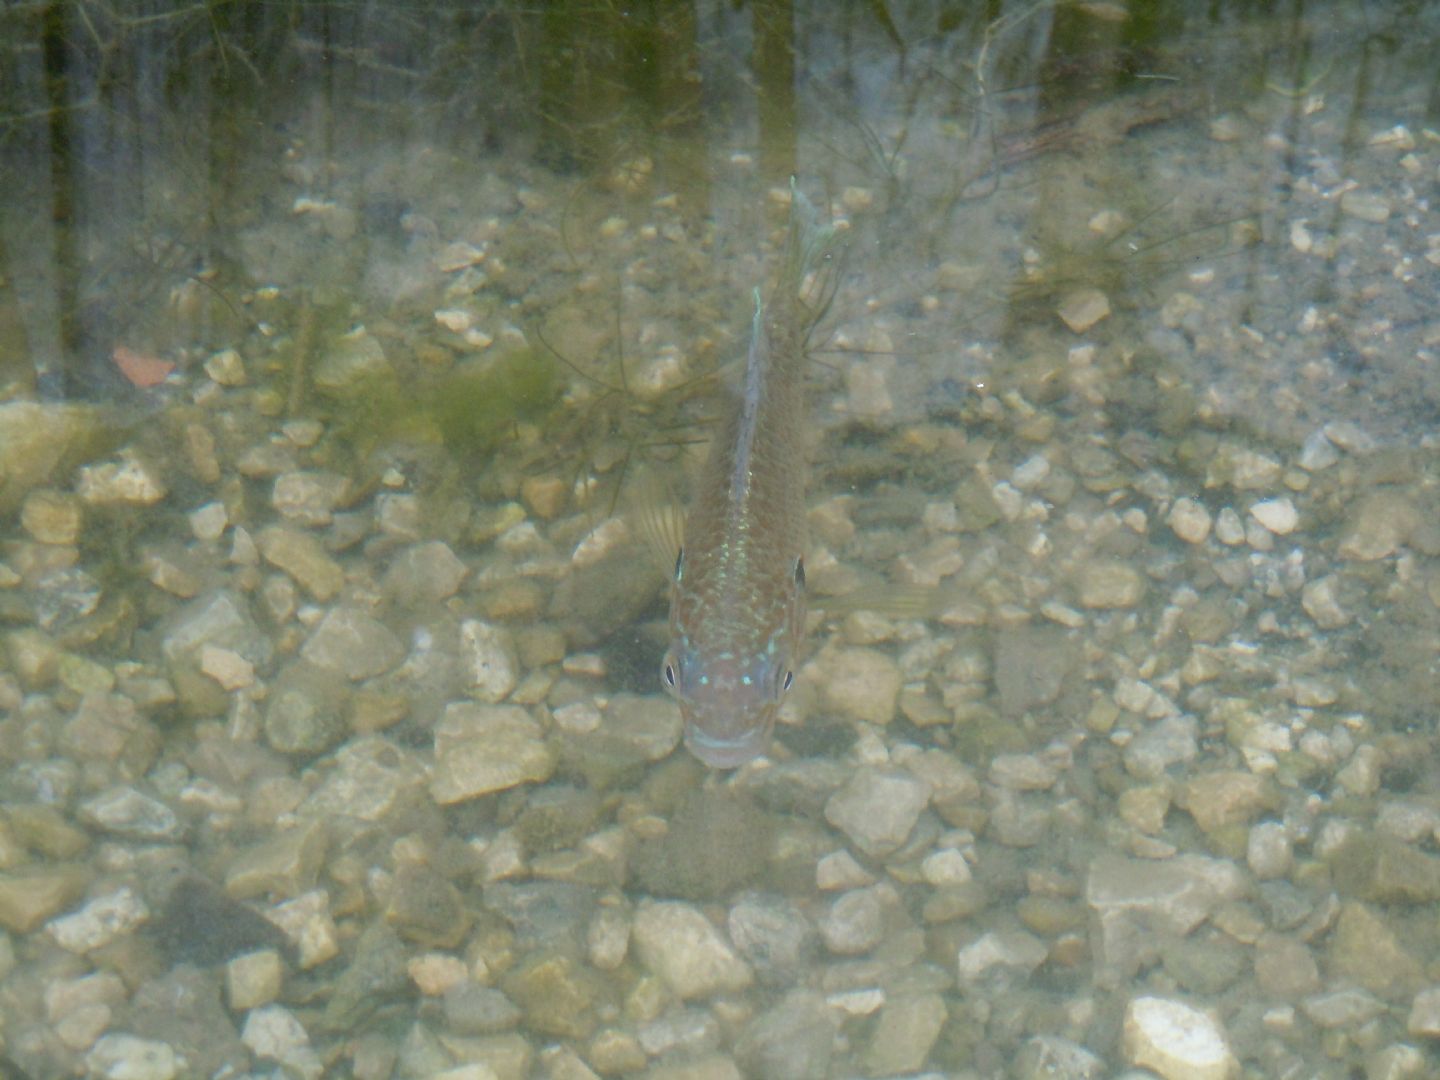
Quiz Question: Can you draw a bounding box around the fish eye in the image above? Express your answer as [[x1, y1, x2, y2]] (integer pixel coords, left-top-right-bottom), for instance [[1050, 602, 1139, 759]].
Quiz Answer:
[[781, 670, 794, 692], [662, 658, 678, 690]]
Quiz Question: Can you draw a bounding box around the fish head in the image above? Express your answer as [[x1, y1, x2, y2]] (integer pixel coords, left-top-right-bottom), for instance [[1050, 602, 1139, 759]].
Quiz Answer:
[[661, 630, 798, 768]]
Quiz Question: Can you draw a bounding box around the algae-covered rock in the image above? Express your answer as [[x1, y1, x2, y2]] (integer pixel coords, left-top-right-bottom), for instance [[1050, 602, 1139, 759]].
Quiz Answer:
[[0, 401, 106, 513]]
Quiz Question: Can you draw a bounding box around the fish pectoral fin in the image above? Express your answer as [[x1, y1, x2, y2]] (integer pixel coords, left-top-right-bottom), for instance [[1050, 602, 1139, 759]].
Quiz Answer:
[[630, 467, 685, 579], [814, 582, 941, 619]]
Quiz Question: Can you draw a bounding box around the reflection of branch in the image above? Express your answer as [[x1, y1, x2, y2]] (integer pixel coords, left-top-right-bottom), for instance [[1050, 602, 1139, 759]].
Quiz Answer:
[[0, 95, 99, 131], [82, 1, 213, 31], [963, 0, 1055, 194]]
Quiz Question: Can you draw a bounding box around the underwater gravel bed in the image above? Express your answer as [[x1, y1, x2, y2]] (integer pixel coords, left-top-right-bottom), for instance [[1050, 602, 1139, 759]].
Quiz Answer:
[[2, 8, 1440, 1080]]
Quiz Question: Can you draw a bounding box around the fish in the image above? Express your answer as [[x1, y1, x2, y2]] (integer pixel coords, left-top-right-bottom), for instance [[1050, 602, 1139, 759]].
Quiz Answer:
[[654, 182, 841, 767]]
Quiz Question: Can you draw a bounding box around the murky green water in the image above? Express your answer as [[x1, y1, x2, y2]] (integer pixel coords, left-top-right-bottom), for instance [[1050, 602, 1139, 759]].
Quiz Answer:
[[3, 2, 1440, 1078]]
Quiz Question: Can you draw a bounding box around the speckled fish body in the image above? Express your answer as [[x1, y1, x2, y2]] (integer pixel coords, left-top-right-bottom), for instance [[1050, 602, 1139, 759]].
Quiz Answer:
[[662, 189, 837, 767]]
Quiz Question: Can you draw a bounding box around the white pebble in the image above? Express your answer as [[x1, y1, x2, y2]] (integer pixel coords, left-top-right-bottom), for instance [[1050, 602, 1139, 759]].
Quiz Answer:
[[1123, 996, 1238, 1080], [434, 308, 472, 333], [1249, 497, 1298, 535], [189, 501, 229, 542]]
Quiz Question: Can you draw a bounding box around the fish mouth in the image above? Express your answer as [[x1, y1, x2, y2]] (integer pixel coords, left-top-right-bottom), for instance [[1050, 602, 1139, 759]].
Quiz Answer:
[[683, 724, 772, 769]]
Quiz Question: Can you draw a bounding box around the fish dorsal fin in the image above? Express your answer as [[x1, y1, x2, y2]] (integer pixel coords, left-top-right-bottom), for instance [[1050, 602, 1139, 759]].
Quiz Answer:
[[631, 467, 685, 579]]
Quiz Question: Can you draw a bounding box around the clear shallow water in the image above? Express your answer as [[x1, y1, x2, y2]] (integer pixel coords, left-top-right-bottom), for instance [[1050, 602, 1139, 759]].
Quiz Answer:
[[2, 2, 1440, 1078]]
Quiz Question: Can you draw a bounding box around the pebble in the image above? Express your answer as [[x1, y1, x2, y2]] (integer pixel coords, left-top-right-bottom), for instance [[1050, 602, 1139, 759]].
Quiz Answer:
[[435, 240, 486, 272], [1339, 189, 1391, 222], [1303, 987, 1387, 1028], [300, 605, 404, 680], [734, 989, 834, 1080], [313, 327, 389, 392], [1016, 1036, 1104, 1080], [585, 692, 683, 765], [727, 893, 815, 985], [267, 890, 340, 969], [188, 501, 229, 541], [1337, 492, 1417, 560], [820, 882, 896, 955], [989, 752, 1061, 790], [1248, 496, 1297, 534], [227, 948, 285, 1010], [458, 618, 519, 702], [224, 816, 327, 899], [520, 475, 568, 520], [85, 1033, 180, 1080], [1254, 934, 1320, 999], [430, 703, 556, 803], [1180, 771, 1274, 832], [993, 624, 1074, 716], [21, 489, 83, 544], [0, 866, 89, 933], [242, 1004, 324, 1079], [386, 864, 469, 948], [1298, 428, 1340, 470], [1328, 902, 1421, 995], [59, 693, 158, 773], [815, 849, 874, 891], [1057, 287, 1111, 332], [6, 626, 61, 689], [271, 470, 352, 526], [1336, 744, 1382, 797], [1246, 821, 1293, 880], [265, 660, 348, 754], [957, 929, 1047, 985], [824, 766, 931, 857], [199, 643, 254, 690], [76, 452, 167, 505], [1213, 507, 1245, 545], [47, 973, 123, 1050], [204, 347, 248, 386], [47, 885, 149, 953], [1123, 996, 1238, 1080], [1206, 444, 1281, 491], [300, 734, 427, 821], [1077, 559, 1146, 609], [1300, 575, 1350, 628], [77, 786, 182, 841], [445, 981, 521, 1035], [631, 899, 753, 1000], [1166, 497, 1211, 544], [1118, 785, 1171, 834], [407, 952, 467, 997], [0, 400, 94, 513], [921, 847, 973, 885], [257, 525, 346, 600], [1323, 420, 1377, 453], [1086, 854, 1244, 982], [638, 1006, 719, 1057], [1406, 986, 1440, 1036], [863, 992, 948, 1075], [812, 646, 902, 724], [846, 357, 894, 418]]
